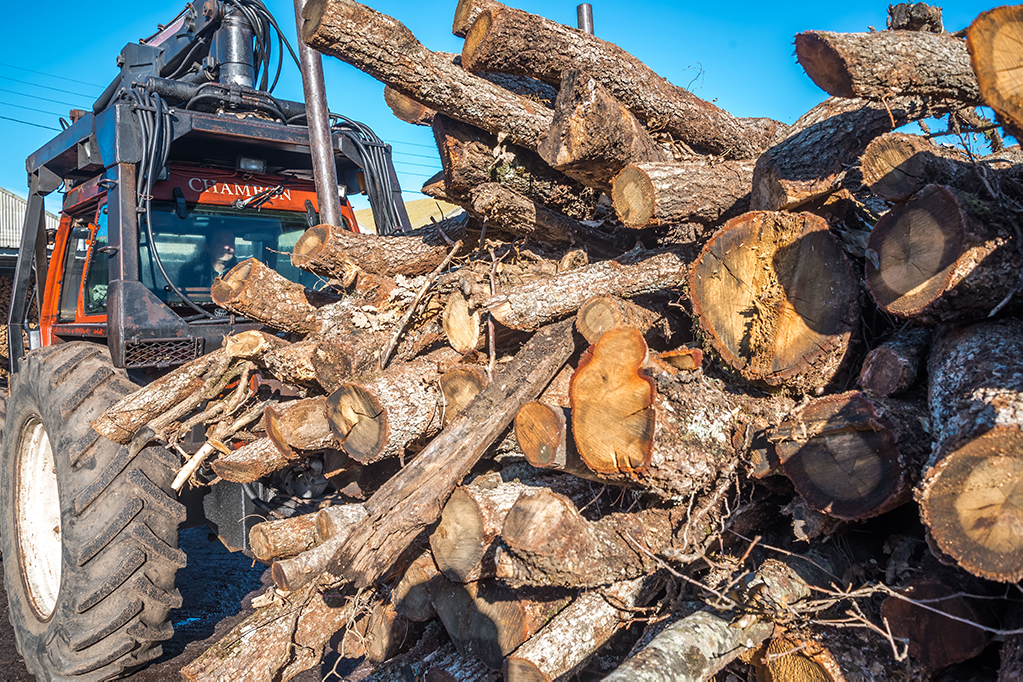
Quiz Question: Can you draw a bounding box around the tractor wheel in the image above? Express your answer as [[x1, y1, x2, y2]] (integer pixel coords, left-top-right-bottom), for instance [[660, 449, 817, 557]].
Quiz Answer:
[[0, 342, 185, 680]]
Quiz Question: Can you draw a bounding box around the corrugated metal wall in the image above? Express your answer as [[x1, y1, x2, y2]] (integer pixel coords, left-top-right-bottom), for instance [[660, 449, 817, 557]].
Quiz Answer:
[[0, 187, 59, 250]]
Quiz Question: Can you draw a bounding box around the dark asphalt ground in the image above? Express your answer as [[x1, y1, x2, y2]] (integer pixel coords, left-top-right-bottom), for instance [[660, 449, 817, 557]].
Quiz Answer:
[[0, 527, 356, 681]]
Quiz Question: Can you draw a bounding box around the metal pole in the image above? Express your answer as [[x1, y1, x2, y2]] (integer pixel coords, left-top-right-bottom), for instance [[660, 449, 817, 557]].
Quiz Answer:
[[577, 4, 594, 34], [293, 0, 342, 227]]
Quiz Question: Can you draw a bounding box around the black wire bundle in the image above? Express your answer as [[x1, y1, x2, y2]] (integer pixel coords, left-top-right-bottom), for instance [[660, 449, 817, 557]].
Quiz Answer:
[[222, 0, 301, 94], [330, 113, 403, 236], [124, 86, 215, 319]]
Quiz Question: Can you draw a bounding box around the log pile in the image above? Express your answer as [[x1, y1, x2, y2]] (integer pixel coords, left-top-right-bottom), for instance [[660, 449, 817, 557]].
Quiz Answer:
[[91, 1, 1023, 679]]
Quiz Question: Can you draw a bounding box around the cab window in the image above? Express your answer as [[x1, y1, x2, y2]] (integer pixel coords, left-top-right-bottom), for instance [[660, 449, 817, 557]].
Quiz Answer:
[[57, 213, 94, 322], [82, 204, 110, 316]]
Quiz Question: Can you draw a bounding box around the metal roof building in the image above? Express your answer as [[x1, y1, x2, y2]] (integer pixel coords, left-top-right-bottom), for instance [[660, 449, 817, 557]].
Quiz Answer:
[[0, 186, 59, 253]]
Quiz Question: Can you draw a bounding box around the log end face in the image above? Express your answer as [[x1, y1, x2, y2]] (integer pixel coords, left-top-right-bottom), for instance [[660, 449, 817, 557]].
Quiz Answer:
[[515, 402, 565, 468], [611, 165, 656, 228], [860, 134, 927, 202], [326, 385, 388, 464], [794, 32, 857, 99], [504, 657, 549, 682], [865, 185, 963, 319], [461, 9, 495, 72], [570, 327, 655, 474], [431, 487, 485, 583], [967, 6, 1023, 134], [920, 427, 1023, 582], [210, 258, 255, 306], [291, 224, 331, 272]]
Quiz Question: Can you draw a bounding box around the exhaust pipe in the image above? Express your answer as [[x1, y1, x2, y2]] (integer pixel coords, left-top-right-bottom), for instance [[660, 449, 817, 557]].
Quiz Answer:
[[577, 4, 594, 34]]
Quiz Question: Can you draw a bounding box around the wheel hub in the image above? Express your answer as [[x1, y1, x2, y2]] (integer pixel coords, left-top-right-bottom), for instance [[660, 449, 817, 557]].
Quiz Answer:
[[16, 417, 62, 620]]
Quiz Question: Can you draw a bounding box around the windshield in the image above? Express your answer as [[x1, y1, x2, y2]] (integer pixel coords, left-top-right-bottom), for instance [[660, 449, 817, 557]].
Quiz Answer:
[[139, 201, 318, 306]]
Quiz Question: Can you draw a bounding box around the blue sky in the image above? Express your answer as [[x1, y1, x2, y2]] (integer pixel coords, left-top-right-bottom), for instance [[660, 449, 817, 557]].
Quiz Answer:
[[0, 0, 996, 214]]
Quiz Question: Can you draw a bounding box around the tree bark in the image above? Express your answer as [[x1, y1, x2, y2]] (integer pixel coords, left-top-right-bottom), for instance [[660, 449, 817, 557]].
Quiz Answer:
[[602, 560, 812, 682], [859, 132, 974, 203], [461, 4, 782, 158], [918, 318, 1023, 582], [249, 513, 320, 563], [432, 115, 602, 221], [325, 355, 447, 464], [1001, 602, 1023, 682], [751, 96, 937, 210], [537, 69, 670, 191], [690, 211, 860, 392], [795, 30, 978, 102], [303, 0, 554, 150], [969, 6, 1023, 139], [880, 578, 991, 671], [311, 330, 388, 394], [211, 258, 333, 334], [292, 221, 463, 279], [503, 575, 661, 682], [264, 396, 337, 459], [91, 347, 230, 443], [865, 184, 1021, 324], [181, 584, 353, 682], [858, 326, 931, 398], [468, 183, 624, 254], [324, 318, 577, 588], [315, 503, 370, 541], [485, 248, 687, 331], [612, 159, 754, 230], [210, 436, 290, 483], [768, 390, 930, 520]]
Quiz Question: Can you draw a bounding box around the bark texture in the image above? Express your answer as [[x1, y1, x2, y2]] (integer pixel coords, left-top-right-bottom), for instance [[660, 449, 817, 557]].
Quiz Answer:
[[858, 326, 931, 398], [292, 222, 461, 279], [211, 258, 330, 334]]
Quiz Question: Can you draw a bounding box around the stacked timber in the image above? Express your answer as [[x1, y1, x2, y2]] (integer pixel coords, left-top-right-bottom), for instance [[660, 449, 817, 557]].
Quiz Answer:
[[86, 1, 1023, 679]]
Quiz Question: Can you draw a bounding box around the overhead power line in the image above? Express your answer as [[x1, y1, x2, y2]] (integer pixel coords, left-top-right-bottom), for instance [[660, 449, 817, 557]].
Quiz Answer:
[[0, 114, 59, 131], [0, 61, 105, 89], [0, 74, 99, 99], [0, 100, 64, 118], [0, 86, 85, 110]]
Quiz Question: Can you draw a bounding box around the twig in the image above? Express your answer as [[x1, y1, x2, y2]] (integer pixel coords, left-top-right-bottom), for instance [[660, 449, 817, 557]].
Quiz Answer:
[[378, 241, 461, 370]]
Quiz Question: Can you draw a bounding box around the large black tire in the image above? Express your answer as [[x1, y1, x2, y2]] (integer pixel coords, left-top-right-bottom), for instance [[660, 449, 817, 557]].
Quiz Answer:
[[0, 342, 185, 681]]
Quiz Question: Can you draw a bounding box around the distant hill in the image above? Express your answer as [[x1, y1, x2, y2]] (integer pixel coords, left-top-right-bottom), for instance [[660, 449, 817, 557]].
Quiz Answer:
[[355, 197, 463, 233]]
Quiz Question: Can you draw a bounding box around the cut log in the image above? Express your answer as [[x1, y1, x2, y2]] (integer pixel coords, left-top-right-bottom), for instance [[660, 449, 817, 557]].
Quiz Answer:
[[918, 318, 1023, 582], [303, 0, 554, 150], [211, 258, 330, 334], [324, 318, 577, 588], [468, 183, 623, 254], [210, 436, 289, 483], [749, 629, 877, 682], [751, 96, 936, 211], [880, 578, 990, 670], [181, 584, 353, 681], [272, 504, 370, 591], [264, 396, 337, 459], [314, 503, 369, 541], [432, 580, 573, 670], [223, 329, 289, 360], [795, 30, 978, 103], [860, 132, 973, 203], [888, 2, 944, 31], [439, 366, 488, 426], [311, 331, 387, 393], [452, 0, 501, 37], [433, 115, 601, 222], [537, 69, 670, 191], [292, 221, 462, 279], [259, 338, 319, 388], [858, 326, 931, 398], [461, 4, 782, 158], [325, 355, 445, 464], [768, 390, 930, 520], [514, 402, 594, 479], [485, 248, 687, 331], [864, 184, 1021, 324], [690, 211, 859, 392], [430, 473, 580, 583], [968, 6, 1023, 139], [503, 575, 661, 682], [602, 560, 811, 681], [575, 295, 660, 345], [91, 347, 230, 443], [612, 159, 755, 230], [569, 326, 792, 498], [249, 513, 319, 563], [392, 550, 441, 622], [385, 85, 436, 126]]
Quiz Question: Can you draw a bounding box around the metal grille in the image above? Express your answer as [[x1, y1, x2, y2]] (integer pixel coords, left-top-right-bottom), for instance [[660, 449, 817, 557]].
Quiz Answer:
[[123, 338, 203, 369]]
